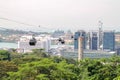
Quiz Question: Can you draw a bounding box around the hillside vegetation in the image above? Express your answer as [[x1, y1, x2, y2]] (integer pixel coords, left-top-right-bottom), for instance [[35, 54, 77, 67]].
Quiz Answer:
[[0, 49, 120, 80]]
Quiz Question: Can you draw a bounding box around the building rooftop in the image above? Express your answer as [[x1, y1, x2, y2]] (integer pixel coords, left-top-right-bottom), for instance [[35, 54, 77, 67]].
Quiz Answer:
[[61, 50, 116, 59]]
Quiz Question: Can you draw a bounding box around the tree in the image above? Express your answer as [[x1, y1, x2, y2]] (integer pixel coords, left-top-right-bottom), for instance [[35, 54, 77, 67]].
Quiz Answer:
[[0, 50, 11, 61], [0, 61, 18, 80], [7, 58, 77, 80], [32, 49, 49, 58]]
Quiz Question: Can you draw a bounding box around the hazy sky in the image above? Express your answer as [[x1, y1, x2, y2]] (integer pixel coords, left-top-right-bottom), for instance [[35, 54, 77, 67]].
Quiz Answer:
[[0, 0, 120, 32]]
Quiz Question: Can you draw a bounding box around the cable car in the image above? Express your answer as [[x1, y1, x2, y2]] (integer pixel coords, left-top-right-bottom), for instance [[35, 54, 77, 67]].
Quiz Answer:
[[58, 38, 62, 42], [58, 38, 65, 44], [29, 37, 37, 46], [61, 40, 65, 44]]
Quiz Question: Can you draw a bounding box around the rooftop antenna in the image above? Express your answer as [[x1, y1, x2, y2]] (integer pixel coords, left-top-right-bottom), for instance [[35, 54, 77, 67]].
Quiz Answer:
[[98, 20, 103, 30]]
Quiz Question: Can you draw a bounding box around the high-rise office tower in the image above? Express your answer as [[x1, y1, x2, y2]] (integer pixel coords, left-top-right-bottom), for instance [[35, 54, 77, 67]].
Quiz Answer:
[[98, 21, 103, 50], [103, 31, 115, 51], [74, 30, 86, 50], [89, 31, 98, 50]]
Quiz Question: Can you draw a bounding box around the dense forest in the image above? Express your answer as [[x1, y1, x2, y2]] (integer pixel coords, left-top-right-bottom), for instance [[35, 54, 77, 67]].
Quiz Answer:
[[0, 49, 120, 80]]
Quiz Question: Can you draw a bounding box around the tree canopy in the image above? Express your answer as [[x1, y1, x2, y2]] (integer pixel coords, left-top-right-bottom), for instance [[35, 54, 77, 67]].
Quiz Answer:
[[0, 49, 120, 80]]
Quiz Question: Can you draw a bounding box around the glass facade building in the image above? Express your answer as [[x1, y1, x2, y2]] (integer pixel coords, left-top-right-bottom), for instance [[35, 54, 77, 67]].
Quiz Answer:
[[89, 31, 98, 50], [103, 31, 115, 51], [74, 30, 86, 50], [91, 37, 98, 50]]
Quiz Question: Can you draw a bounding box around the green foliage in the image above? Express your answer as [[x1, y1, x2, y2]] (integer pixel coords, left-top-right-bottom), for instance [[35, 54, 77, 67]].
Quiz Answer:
[[73, 57, 120, 80], [0, 50, 11, 61], [1, 49, 120, 80], [7, 58, 77, 80], [32, 49, 50, 58], [0, 61, 18, 80]]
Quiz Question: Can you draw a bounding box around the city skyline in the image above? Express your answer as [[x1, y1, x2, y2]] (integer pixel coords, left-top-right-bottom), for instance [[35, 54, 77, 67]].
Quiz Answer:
[[0, 0, 120, 32]]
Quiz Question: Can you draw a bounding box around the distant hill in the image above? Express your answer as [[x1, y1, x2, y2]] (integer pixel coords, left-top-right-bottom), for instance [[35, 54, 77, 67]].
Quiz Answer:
[[0, 29, 50, 43], [0, 28, 50, 36], [0, 29, 28, 36]]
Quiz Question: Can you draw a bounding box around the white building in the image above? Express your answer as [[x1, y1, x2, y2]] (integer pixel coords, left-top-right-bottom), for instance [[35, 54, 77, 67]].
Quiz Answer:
[[17, 35, 51, 53]]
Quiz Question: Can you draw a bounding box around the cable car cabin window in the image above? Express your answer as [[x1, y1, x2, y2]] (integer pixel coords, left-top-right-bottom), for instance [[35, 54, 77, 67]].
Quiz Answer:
[[29, 42, 36, 46]]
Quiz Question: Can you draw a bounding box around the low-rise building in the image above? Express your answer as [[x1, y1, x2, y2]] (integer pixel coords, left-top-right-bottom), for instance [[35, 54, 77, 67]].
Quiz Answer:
[[115, 34, 120, 42], [62, 50, 116, 59], [18, 35, 51, 53]]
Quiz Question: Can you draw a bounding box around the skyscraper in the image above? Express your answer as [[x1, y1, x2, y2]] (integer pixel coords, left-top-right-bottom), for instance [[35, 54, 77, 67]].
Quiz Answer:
[[74, 30, 86, 50], [103, 31, 115, 51], [89, 31, 98, 50], [98, 21, 103, 50]]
